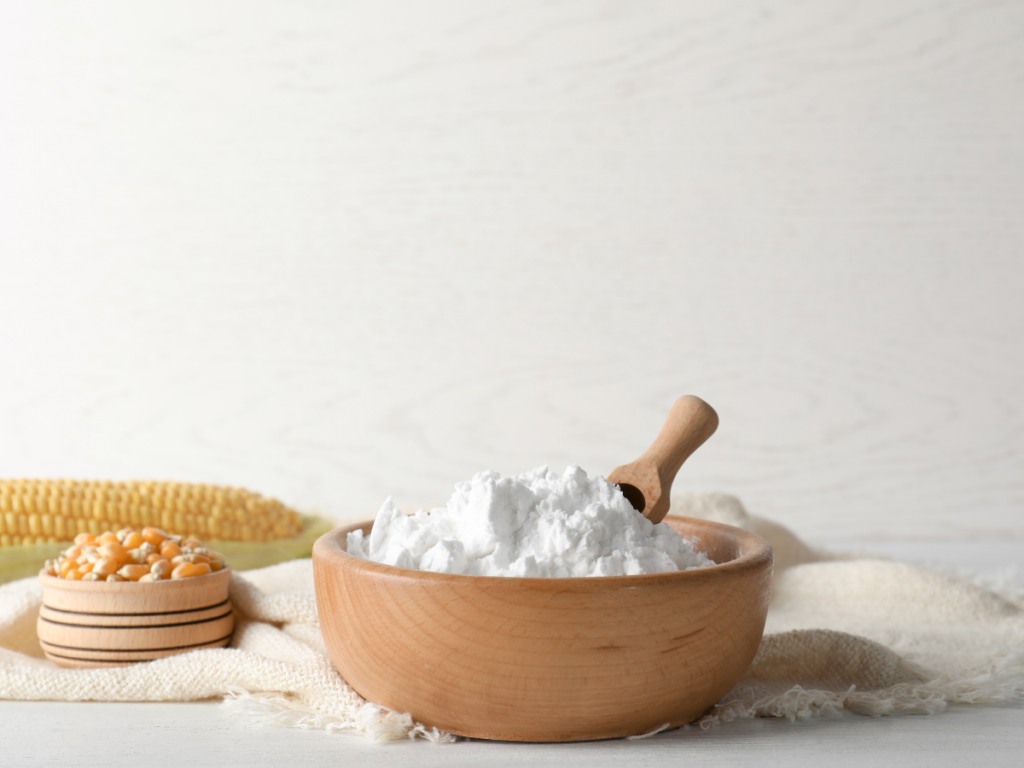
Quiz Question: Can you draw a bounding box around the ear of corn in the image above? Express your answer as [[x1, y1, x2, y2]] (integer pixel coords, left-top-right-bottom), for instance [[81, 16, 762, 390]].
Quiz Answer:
[[0, 479, 335, 585], [0, 479, 303, 546]]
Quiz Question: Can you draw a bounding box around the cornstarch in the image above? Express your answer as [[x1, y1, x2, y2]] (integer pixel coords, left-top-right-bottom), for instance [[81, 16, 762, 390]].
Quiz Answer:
[[346, 465, 714, 577]]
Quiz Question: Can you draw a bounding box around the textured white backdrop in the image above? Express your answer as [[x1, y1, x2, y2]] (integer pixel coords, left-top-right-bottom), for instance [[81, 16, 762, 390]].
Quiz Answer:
[[1, 1, 1022, 540]]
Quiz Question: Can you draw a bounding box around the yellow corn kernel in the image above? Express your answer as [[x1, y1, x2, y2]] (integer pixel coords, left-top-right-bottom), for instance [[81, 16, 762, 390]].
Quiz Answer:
[[150, 559, 172, 579], [91, 557, 119, 577], [98, 542, 128, 565], [122, 531, 144, 550], [117, 564, 150, 581], [125, 548, 148, 565], [142, 527, 166, 546], [82, 572, 101, 581], [160, 542, 182, 560], [107, 574, 126, 582], [171, 562, 211, 579]]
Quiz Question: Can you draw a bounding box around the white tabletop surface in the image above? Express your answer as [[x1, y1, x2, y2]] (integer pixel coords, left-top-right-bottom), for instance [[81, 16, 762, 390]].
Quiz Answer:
[[3, 699, 1023, 768]]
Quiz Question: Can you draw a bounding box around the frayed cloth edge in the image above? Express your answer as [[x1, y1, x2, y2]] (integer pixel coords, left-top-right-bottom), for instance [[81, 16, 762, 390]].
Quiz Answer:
[[220, 686, 456, 743], [699, 667, 1024, 729]]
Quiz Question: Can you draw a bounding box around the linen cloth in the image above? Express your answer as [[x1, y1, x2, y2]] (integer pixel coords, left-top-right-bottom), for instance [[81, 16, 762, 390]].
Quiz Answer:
[[1, 493, 1021, 740]]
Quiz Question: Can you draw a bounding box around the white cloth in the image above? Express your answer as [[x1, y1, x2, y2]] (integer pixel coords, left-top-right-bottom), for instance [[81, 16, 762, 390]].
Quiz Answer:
[[1, 494, 1021, 740], [673, 493, 1024, 724]]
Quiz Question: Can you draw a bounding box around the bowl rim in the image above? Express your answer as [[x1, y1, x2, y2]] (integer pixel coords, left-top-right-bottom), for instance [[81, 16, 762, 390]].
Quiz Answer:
[[38, 565, 232, 592], [314, 514, 772, 588]]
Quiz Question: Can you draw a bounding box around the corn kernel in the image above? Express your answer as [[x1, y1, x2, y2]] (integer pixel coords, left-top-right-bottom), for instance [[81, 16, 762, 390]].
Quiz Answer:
[[117, 564, 150, 581], [49, 526, 228, 582], [125, 548, 148, 565], [98, 542, 128, 564], [91, 557, 119, 577], [171, 561, 211, 579], [160, 542, 182, 560]]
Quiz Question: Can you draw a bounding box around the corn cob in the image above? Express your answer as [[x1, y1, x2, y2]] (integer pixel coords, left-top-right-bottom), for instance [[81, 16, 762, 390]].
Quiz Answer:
[[0, 479, 304, 547]]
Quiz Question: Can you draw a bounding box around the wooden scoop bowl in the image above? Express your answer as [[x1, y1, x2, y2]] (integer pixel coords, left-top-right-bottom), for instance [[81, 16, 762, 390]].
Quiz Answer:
[[608, 395, 719, 524]]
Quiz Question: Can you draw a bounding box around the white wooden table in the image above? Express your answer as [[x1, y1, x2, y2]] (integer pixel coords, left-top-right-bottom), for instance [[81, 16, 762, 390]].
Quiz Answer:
[[3, 698, 1022, 768]]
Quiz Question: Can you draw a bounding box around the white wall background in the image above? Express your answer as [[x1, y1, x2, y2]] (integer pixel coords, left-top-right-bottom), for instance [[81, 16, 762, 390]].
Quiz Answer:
[[1, 1, 1022, 541]]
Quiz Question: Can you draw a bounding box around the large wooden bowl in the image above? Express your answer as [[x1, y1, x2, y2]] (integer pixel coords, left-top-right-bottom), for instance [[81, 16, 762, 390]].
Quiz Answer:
[[313, 515, 772, 741], [37, 568, 234, 668]]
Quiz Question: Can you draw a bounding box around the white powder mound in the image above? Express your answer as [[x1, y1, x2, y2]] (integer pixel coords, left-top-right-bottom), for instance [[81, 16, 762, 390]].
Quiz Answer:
[[346, 465, 714, 577]]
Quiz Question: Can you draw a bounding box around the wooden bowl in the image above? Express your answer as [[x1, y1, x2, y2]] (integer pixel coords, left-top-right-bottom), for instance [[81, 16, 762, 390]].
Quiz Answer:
[[37, 568, 234, 668], [313, 515, 772, 742]]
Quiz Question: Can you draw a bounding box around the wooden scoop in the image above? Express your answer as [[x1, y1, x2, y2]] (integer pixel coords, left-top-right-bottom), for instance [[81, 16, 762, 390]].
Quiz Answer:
[[607, 395, 719, 524]]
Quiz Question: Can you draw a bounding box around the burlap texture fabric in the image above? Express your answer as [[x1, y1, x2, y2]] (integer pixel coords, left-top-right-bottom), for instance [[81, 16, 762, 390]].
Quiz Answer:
[[1, 494, 1021, 739]]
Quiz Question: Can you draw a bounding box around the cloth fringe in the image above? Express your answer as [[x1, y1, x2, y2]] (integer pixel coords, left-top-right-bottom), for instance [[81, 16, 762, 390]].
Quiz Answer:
[[221, 686, 456, 743], [700, 659, 1024, 728]]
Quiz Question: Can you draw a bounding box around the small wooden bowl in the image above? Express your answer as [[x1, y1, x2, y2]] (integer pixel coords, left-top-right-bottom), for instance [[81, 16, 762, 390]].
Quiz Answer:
[[37, 568, 234, 668], [313, 516, 772, 742]]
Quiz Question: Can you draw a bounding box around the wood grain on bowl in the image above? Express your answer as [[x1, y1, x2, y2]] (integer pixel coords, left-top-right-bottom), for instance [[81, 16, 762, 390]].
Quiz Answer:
[[37, 568, 234, 668], [313, 516, 772, 742]]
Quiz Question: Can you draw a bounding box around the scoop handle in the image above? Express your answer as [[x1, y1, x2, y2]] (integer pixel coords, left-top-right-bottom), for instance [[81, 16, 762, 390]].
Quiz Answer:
[[643, 395, 719, 488], [608, 395, 718, 524]]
